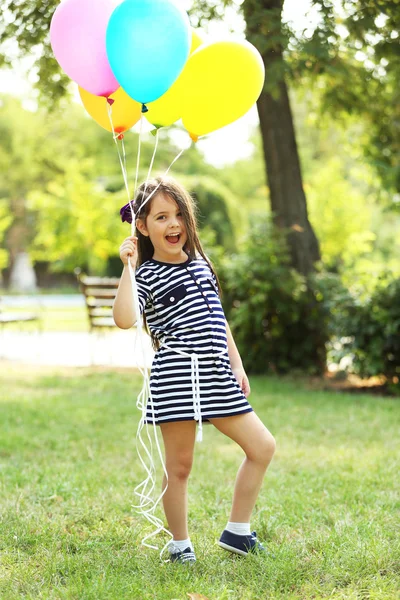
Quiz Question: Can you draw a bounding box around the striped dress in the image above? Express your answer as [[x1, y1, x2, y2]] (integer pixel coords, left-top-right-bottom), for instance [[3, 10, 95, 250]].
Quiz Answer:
[[135, 252, 253, 438]]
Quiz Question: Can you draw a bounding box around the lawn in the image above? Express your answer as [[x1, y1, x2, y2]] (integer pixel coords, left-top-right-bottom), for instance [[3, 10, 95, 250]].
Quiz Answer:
[[0, 365, 399, 599], [0, 305, 88, 332]]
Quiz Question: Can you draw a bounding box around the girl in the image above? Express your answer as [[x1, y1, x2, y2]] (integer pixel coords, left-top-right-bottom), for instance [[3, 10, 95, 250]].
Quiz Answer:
[[113, 176, 276, 564]]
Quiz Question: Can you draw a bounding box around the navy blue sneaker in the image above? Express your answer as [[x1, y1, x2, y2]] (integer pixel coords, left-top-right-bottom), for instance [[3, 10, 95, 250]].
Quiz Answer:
[[217, 530, 266, 556], [169, 545, 196, 564]]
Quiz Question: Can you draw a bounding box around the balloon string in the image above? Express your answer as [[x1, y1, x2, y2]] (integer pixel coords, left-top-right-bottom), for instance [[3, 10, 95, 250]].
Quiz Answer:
[[121, 136, 128, 190], [106, 102, 188, 558], [129, 137, 188, 559], [128, 113, 170, 553], [106, 103, 133, 223], [130, 123, 174, 560], [143, 127, 159, 197], [107, 112, 171, 557], [134, 114, 144, 202], [135, 145, 186, 218], [127, 259, 172, 557]]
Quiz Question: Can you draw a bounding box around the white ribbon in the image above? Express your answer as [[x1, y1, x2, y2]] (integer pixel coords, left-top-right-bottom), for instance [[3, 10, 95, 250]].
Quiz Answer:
[[160, 342, 229, 443], [106, 99, 194, 558]]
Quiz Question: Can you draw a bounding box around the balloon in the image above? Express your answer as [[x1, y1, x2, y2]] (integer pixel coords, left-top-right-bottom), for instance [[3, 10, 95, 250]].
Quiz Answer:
[[190, 29, 203, 54], [106, 0, 191, 105], [50, 0, 119, 97], [79, 86, 142, 133], [181, 40, 265, 139], [145, 29, 204, 129]]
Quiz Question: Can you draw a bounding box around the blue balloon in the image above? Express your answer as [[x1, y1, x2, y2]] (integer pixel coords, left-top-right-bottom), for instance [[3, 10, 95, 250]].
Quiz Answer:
[[106, 0, 191, 105]]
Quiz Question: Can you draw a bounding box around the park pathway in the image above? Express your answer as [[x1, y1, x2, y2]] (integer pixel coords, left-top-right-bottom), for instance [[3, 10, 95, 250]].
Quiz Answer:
[[0, 329, 154, 368], [0, 293, 154, 368]]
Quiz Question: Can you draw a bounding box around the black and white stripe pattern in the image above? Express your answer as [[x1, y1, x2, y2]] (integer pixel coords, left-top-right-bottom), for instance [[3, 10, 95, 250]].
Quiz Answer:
[[135, 253, 253, 425]]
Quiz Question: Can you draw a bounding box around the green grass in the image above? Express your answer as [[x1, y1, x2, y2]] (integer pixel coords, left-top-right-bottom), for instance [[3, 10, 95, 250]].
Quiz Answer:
[[1, 306, 88, 332], [0, 365, 399, 599]]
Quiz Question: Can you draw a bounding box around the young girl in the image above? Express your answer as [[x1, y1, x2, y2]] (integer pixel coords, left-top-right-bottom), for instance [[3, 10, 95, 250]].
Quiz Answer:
[[113, 176, 276, 564]]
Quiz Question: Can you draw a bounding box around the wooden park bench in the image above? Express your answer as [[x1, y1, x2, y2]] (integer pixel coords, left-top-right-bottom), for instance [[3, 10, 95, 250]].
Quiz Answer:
[[77, 273, 120, 332]]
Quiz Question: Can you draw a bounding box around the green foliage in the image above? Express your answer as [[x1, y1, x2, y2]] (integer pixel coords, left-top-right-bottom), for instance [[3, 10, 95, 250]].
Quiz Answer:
[[27, 159, 127, 274], [290, 0, 400, 198], [0, 0, 70, 105], [219, 129, 269, 216], [0, 198, 12, 269], [329, 274, 400, 386], [0, 96, 45, 199], [220, 207, 400, 382], [306, 156, 376, 272], [219, 213, 329, 375], [26, 160, 240, 275], [2, 0, 399, 201], [0, 94, 240, 275], [183, 174, 243, 252], [293, 93, 400, 291]]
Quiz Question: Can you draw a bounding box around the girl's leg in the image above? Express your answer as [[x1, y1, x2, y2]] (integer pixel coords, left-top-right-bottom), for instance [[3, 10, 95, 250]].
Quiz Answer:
[[160, 420, 197, 540], [208, 412, 276, 523]]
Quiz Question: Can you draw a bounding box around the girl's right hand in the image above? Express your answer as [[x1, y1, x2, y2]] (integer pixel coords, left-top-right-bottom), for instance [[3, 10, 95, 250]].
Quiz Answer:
[[119, 235, 138, 267]]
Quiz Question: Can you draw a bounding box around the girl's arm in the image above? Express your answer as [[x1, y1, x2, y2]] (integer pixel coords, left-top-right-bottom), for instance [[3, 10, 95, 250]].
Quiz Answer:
[[226, 319, 243, 369], [113, 265, 137, 329], [113, 235, 138, 329], [226, 319, 251, 397]]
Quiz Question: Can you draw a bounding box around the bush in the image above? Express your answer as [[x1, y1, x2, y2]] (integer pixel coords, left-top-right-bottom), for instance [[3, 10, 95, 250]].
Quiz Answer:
[[329, 274, 400, 387], [219, 214, 330, 375], [215, 213, 399, 386]]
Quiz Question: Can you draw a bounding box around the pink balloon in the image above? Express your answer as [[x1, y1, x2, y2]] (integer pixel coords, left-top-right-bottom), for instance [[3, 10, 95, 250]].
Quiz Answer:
[[50, 0, 119, 97]]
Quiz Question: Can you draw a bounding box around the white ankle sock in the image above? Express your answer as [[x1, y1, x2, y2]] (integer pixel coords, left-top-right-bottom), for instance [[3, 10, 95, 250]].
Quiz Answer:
[[170, 538, 193, 552], [226, 521, 251, 536]]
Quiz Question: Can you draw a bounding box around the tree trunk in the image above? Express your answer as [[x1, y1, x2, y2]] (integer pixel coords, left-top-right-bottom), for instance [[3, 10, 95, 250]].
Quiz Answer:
[[6, 196, 37, 291], [243, 0, 327, 374], [243, 0, 321, 275]]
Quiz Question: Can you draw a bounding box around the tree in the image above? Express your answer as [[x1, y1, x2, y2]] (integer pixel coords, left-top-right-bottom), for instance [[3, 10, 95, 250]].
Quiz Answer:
[[2, 0, 399, 259], [1, 0, 321, 275], [243, 0, 321, 275], [290, 0, 400, 201], [0, 199, 12, 278], [0, 95, 241, 277], [190, 0, 322, 274], [0, 0, 69, 105]]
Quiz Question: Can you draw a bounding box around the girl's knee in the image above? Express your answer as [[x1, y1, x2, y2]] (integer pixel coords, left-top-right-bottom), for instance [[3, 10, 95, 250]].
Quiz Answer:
[[266, 432, 277, 458], [167, 454, 193, 481], [248, 431, 276, 466]]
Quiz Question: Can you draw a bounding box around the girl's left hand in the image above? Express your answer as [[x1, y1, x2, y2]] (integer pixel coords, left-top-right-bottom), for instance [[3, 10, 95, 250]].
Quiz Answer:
[[232, 367, 251, 398]]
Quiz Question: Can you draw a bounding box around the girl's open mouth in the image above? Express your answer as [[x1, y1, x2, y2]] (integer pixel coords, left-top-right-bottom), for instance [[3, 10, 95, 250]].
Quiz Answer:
[[166, 233, 181, 245]]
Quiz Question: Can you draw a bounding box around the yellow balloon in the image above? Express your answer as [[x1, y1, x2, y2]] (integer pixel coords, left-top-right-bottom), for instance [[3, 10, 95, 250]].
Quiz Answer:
[[190, 29, 203, 54], [79, 86, 142, 133], [181, 40, 265, 139], [145, 28, 204, 128], [144, 77, 184, 129]]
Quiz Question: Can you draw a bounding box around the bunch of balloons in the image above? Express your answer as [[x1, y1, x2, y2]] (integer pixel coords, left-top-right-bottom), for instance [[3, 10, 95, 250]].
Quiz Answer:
[[50, 0, 265, 140]]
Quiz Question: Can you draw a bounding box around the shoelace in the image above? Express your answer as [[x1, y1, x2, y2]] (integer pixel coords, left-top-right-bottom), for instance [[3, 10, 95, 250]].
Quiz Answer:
[[250, 531, 266, 551], [169, 547, 196, 563]]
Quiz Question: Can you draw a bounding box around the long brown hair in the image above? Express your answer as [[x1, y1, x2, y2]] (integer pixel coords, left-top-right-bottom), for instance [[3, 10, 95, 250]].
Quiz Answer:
[[132, 176, 222, 351]]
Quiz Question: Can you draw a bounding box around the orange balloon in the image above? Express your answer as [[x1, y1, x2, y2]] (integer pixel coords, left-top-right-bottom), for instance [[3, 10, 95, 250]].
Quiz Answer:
[[79, 86, 142, 133]]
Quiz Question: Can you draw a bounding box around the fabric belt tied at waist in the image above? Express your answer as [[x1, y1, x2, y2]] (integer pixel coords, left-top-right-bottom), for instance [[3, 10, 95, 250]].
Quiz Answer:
[[160, 342, 229, 442]]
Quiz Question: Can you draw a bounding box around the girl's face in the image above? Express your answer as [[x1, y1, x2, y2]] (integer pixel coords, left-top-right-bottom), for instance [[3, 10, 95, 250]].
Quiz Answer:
[[137, 192, 188, 263]]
